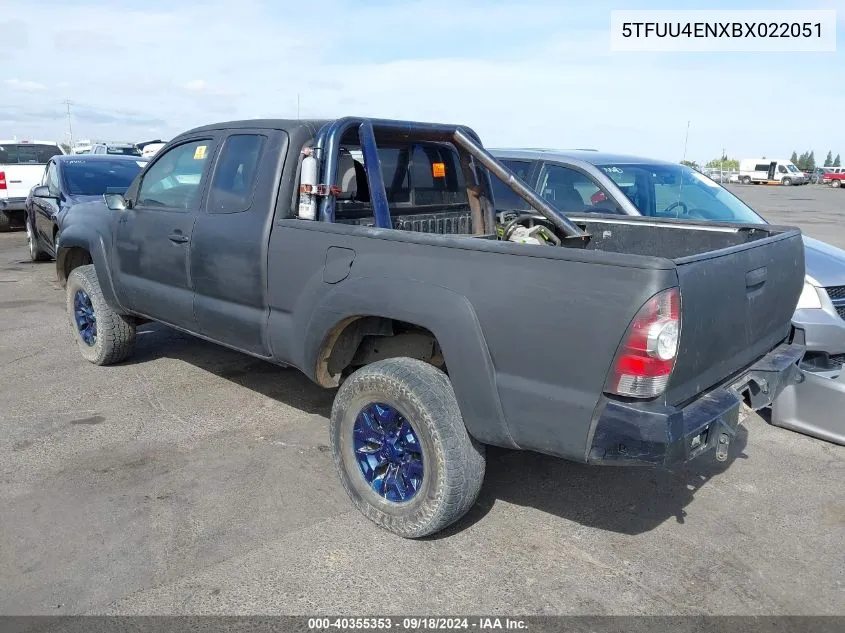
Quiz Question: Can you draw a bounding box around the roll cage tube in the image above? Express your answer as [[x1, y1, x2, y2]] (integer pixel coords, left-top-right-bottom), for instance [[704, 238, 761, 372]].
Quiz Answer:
[[312, 117, 589, 240]]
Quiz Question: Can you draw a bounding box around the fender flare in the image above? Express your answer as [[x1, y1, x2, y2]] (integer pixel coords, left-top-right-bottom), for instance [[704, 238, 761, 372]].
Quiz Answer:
[[301, 276, 518, 449], [56, 226, 125, 312]]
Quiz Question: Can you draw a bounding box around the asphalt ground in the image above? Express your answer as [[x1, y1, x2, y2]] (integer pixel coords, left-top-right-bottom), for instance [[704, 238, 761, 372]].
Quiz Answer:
[[1, 184, 844, 615]]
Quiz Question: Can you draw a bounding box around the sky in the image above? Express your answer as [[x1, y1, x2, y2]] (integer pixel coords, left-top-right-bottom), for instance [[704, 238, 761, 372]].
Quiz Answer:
[[1, 0, 844, 164]]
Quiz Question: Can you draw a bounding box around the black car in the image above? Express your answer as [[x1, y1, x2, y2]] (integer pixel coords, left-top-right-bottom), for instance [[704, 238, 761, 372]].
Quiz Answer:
[[25, 154, 146, 261]]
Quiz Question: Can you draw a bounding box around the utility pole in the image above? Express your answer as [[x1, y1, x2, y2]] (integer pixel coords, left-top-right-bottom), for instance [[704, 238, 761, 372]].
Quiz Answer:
[[62, 99, 74, 147], [682, 120, 690, 164]]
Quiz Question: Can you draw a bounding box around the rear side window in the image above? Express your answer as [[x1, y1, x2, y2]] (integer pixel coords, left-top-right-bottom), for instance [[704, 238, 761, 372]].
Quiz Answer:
[[753, 163, 769, 172], [0, 144, 63, 164], [208, 134, 266, 214]]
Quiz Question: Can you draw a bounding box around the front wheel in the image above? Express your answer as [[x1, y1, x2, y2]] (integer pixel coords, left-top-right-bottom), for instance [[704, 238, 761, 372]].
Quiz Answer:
[[742, 176, 752, 184], [26, 218, 50, 261], [330, 357, 486, 538], [66, 264, 136, 365], [782, 178, 791, 186]]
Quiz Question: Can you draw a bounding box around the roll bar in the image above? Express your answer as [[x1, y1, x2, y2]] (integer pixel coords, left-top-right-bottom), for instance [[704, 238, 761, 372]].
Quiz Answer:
[[312, 117, 589, 240]]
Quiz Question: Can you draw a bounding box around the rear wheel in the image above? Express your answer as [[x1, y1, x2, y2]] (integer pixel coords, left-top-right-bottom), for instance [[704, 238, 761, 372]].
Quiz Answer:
[[66, 264, 136, 365], [0, 211, 10, 232], [26, 218, 50, 262], [330, 357, 485, 538], [832, 180, 841, 188]]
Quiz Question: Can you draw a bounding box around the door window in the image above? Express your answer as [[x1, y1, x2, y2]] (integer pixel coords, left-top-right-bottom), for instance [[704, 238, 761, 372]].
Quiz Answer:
[[207, 134, 266, 213], [137, 140, 214, 210], [45, 162, 60, 195], [537, 163, 619, 214]]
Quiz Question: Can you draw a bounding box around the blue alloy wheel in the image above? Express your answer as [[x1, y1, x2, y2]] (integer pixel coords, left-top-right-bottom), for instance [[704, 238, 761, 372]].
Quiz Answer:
[[353, 403, 424, 502], [73, 289, 97, 346]]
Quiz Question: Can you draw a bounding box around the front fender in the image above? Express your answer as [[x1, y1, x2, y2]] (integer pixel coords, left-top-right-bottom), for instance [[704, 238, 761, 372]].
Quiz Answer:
[[299, 276, 517, 449], [56, 225, 124, 313]]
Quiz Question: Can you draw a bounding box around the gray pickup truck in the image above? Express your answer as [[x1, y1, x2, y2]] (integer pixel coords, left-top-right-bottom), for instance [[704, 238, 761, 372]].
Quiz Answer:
[[57, 117, 805, 538]]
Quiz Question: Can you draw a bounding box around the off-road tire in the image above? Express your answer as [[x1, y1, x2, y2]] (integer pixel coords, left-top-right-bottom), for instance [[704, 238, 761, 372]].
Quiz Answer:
[[330, 357, 486, 538], [26, 218, 50, 261], [0, 211, 10, 232], [66, 264, 136, 365]]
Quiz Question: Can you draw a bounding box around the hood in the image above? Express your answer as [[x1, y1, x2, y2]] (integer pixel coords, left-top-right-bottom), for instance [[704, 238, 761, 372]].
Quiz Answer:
[[803, 236, 845, 287]]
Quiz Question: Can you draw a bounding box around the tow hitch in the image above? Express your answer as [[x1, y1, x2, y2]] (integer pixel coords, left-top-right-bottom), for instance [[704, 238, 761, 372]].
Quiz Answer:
[[715, 433, 731, 462]]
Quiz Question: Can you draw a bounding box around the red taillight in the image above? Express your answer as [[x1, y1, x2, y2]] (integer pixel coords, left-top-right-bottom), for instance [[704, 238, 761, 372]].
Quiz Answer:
[[0, 171, 6, 190], [607, 287, 681, 398]]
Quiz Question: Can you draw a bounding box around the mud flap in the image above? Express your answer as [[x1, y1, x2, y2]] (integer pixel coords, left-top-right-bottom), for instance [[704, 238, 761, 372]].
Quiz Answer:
[[771, 369, 845, 446]]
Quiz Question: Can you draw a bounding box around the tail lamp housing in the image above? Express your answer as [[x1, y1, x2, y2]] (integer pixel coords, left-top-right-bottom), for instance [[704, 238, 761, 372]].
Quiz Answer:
[[607, 287, 681, 399]]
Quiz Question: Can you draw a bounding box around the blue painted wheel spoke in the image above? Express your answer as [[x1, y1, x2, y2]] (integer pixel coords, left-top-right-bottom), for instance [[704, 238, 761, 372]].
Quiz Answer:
[[73, 289, 97, 346], [353, 403, 424, 503]]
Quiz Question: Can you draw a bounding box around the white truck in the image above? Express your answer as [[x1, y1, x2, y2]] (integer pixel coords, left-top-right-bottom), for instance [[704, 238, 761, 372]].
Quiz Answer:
[[738, 158, 806, 186], [0, 140, 65, 231]]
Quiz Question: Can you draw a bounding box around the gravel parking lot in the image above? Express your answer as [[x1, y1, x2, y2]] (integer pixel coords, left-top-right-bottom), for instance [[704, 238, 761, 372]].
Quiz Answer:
[[2, 185, 844, 616]]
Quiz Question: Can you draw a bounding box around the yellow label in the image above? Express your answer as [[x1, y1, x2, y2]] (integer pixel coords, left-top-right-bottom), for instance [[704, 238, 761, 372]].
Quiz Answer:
[[193, 145, 207, 160]]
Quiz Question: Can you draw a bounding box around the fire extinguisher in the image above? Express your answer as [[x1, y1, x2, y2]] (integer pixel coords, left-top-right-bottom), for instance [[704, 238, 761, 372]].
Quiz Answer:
[[298, 147, 318, 220]]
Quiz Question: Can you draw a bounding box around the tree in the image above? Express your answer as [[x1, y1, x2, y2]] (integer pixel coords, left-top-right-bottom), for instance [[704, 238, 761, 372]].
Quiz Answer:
[[797, 151, 809, 170], [807, 151, 816, 171], [680, 160, 699, 170], [824, 151, 833, 167], [790, 151, 799, 164], [705, 157, 739, 171], [835, 154, 842, 167]]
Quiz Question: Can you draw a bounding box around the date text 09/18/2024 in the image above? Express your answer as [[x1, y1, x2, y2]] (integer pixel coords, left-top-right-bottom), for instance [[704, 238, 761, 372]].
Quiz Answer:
[[307, 617, 529, 631]]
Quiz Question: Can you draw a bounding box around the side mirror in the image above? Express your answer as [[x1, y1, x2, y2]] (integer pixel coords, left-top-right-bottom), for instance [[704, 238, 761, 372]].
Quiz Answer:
[[103, 193, 127, 211], [32, 185, 54, 198]]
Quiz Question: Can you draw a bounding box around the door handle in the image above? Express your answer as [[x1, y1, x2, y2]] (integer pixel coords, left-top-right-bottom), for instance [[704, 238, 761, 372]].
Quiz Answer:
[[168, 233, 189, 244], [746, 266, 767, 290]]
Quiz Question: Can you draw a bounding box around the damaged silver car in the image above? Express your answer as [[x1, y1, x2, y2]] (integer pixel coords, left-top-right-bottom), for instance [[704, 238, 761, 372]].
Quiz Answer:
[[489, 149, 845, 446]]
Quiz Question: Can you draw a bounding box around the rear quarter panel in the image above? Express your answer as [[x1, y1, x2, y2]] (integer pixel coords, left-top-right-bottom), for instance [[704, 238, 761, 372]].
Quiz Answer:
[[266, 221, 678, 460]]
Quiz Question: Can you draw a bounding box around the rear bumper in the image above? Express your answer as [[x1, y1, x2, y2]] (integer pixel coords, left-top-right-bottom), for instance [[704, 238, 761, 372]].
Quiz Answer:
[[0, 197, 27, 212], [587, 342, 804, 466], [771, 367, 845, 446]]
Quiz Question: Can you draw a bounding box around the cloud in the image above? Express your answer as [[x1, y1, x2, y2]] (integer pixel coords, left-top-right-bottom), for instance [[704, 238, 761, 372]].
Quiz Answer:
[[183, 80, 207, 92], [0, 0, 842, 161], [4, 78, 47, 92]]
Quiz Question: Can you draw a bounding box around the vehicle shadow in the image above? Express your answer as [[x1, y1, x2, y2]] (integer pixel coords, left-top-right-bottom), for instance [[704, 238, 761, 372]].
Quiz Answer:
[[434, 426, 749, 539], [126, 322, 334, 417], [127, 322, 749, 537]]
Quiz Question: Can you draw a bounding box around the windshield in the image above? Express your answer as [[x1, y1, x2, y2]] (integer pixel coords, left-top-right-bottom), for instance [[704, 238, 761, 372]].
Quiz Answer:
[[0, 143, 63, 164], [61, 159, 144, 196], [597, 163, 766, 224], [787, 164, 800, 173]]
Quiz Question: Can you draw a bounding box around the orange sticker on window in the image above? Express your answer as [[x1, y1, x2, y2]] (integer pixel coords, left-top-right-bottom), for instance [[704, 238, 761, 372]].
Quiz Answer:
[[432, 162, 446, 178]]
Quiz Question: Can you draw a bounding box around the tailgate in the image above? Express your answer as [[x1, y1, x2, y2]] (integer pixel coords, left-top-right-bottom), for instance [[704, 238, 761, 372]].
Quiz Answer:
[[665, 229, 805, 405], [0, 164, 45, 199]]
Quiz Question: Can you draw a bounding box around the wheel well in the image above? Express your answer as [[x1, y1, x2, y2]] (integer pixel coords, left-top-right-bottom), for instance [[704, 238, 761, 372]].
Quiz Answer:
[[316, 316, 444, 388], [57, 247, 93, 288]]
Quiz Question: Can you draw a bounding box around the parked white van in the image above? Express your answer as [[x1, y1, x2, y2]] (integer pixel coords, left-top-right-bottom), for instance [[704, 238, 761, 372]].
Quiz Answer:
[[739, 158, 806, 186]]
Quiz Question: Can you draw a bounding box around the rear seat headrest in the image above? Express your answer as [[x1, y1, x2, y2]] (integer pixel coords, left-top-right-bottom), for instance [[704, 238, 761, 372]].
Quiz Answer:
[[337, 151, 357, 200]]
